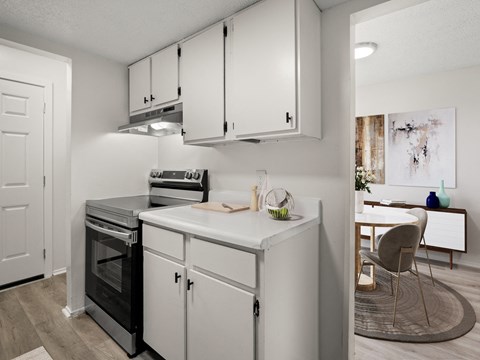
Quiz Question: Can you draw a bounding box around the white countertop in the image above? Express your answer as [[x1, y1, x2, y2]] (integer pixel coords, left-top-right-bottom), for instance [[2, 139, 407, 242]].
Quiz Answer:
[[139, 190, 321, 250]]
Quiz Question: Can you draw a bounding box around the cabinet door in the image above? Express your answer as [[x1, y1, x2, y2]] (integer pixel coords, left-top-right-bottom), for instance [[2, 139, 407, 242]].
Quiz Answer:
[[182, 23, 225, 142], [144, 250, 186, 360], [151, 44, 179, 107], [129, 57, 151, 113], [187, 271, 255, 360], [230, 0, 296, 137]]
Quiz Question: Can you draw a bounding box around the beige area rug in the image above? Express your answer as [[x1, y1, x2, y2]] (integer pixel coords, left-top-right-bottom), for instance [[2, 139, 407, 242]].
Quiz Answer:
[[12, 347, 53, 360], [355, 268, 476, 342]]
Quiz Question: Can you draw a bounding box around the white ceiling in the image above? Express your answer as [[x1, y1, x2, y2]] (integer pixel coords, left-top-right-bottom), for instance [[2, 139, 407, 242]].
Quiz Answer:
[[0, 0, 348, 65], [356, 0, 480, 87]]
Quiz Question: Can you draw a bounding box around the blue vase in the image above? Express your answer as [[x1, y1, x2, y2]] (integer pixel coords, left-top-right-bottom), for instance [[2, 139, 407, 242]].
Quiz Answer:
[[426, 191, 440, 209], [437, 180, 450, 208]]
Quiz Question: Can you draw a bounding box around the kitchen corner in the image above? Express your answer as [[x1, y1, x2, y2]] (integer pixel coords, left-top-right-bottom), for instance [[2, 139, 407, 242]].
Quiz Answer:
[[140, 189, 322, 360]]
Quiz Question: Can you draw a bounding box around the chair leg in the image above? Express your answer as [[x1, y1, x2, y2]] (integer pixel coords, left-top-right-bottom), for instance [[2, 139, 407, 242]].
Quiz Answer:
[[422, 236, 435, 287], [390, 273, 394, 296], [355, 260, 365, 292], [413, 256, 430, 327], [393, 253, 403, 327]]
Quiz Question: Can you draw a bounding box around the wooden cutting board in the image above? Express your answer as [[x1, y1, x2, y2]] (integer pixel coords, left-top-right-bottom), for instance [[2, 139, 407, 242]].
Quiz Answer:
[[191, 202, 250, 213]]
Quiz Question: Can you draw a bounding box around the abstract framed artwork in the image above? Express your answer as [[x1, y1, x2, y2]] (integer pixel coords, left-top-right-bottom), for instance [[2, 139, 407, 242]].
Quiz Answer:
[[387, 107, 456, 187], [355, 114, 385, 184]]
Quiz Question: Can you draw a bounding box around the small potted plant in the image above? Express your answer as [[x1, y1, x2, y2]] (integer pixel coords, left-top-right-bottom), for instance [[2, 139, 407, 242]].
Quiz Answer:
[[355, 166, 375, 213]]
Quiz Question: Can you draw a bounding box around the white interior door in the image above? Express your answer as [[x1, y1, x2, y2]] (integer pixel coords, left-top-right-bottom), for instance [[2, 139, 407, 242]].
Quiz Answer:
[[0, 78, 45, 286]]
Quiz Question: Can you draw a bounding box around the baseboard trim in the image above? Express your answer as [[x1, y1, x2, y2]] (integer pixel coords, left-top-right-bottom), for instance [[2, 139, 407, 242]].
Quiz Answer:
[[62, 306, 85, 318], [0, 274, 44, 292], [53, 267, 66, 276]]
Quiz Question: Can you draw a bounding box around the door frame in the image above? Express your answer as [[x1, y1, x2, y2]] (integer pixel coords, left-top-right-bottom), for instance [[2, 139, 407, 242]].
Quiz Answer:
[[0, 70, 54, 279], [348, 0, 431, 358]]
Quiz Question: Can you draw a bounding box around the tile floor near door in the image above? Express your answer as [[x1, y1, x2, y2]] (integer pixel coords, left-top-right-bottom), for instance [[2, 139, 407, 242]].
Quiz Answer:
[[355, 261, 480, 360], [0, 274, 159, 360]]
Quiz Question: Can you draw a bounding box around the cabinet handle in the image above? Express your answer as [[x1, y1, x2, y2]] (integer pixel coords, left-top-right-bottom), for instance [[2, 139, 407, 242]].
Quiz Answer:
[[187, 279, 194, 291], [286, 112, 292, 124], [150, 94, 155, 101], [181, 128, 186, 136], [253, 299, 260, 317], [175, 272, 181, 283], [144, 96, 149, 104]]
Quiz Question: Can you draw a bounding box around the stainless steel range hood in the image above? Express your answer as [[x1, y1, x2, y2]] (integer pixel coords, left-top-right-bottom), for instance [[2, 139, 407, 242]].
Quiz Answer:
[[118, 103, 182, 137]]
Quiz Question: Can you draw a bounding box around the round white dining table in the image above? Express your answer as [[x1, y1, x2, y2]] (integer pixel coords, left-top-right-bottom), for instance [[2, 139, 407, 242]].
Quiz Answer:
[[355, 206, 419, 291]]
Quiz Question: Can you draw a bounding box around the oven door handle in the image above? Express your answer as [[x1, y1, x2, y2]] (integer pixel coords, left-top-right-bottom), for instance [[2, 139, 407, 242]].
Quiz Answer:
[[85, 219, 137, 245]]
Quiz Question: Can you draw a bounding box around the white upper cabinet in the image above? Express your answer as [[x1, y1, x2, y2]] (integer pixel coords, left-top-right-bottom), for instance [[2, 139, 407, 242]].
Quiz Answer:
[[182, 23, 225, 143], [151, 45, 180, 108], [129, 57, 151, 113], [230, 0, 296, 137], [129, 44, 180, 115], [127, 0, 320, 143], [228, 0, 321, 141]]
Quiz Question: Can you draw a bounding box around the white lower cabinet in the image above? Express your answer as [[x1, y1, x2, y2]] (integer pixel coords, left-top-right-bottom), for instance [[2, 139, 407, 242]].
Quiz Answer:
[[187, 271, 255, 360], [144, 250, 186, 360], [143, 223, 320, 360], [143, 232, 255, 360]]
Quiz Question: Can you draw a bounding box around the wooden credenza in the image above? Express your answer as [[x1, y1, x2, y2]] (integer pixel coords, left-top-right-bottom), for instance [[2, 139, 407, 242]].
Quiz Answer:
[[364, 201, 467, 269]]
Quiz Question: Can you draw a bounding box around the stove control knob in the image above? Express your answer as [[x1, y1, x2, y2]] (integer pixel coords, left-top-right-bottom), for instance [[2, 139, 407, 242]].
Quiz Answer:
[[156, 172, 162, 178], [185, 172, 193, 180], [150, 171, 156, 178], [192, 172, 200, 180]]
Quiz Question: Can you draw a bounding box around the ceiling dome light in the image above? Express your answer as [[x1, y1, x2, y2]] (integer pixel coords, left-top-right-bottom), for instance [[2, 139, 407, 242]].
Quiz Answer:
[[355, 42, 377, 59]]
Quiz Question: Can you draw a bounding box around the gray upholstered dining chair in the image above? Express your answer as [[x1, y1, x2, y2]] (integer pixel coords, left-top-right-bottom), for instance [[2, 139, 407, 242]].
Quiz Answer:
[[375, 207, 435, 286], [356, 224, 430, 327], [407, 208, 435, 286]]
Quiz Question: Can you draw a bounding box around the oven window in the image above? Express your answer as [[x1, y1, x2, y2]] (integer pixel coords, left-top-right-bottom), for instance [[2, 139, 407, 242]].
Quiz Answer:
[[85, 222, 139, 332], [92, 238, 126, 293]]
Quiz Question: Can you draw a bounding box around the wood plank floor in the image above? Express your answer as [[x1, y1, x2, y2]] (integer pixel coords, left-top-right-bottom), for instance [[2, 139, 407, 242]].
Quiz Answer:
[[1, 263, 478, 360], [355, 261, 480, 360], [0, 274, 161, 360]]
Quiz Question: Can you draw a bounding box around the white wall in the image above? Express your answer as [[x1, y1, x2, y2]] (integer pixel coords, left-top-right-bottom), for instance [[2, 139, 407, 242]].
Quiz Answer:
[[0, 24, 158, 312], [357, 65, 480, 268]]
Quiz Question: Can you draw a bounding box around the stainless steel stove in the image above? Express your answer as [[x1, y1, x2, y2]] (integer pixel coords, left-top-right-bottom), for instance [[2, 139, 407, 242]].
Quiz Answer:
[[85, 169, 208, 357]]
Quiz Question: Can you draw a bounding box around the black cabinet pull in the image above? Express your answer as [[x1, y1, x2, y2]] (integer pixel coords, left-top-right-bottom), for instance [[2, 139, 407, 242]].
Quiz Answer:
[[253, 300, 260, 317], [181, 128, 186, 136], [150, 94, 155, 101], [286, 112, 292, 124], [175, 272, 181, 283], [143, 96, 149, 104], [187, 279, 194, 291]]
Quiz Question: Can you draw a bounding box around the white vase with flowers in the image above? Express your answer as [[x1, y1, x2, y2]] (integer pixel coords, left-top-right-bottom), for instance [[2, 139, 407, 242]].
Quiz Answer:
[[355, 166, 375, 213]]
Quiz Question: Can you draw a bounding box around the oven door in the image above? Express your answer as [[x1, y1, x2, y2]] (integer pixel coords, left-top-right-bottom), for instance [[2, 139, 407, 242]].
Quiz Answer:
[[85, 216, 139, 333]]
